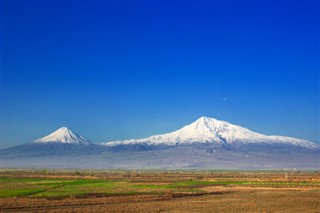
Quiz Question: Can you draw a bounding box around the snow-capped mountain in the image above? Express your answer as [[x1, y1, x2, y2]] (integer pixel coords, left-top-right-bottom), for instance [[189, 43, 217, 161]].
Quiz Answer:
[[1, 127, 96, 158], [104, 117, 319, 149], [32, 127, 91, 145], [2, 118, 319, 170]]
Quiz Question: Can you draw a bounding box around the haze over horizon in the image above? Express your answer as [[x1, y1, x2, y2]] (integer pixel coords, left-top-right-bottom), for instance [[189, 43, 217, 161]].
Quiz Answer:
[[2, 0, 319, 148]]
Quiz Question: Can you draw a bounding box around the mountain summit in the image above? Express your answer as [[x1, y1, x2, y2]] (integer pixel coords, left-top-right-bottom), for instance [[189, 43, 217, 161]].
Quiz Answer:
[[33, 127, 91, 145], [104, 116, 319, 149]]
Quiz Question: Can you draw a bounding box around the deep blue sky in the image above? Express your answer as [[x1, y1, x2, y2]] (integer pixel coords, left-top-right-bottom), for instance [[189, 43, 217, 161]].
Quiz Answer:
[[2, 0, 319, 148]]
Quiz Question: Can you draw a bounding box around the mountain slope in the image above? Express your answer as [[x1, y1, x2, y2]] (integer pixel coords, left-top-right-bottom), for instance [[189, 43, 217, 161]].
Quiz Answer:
[[104, 117, 319, 150]]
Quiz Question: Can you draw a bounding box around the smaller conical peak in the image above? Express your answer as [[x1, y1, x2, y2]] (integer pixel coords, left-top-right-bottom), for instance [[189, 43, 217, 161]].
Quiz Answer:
[[54, 127, 70, 133], [59, 127, 69, 131], [55, 127, 73, 134], [33, 127, 91, 145]]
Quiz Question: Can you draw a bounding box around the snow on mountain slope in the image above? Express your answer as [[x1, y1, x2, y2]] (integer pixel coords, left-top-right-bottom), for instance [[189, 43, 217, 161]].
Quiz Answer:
[[33, 127, 91, 145], [103, 117, 319, 149]]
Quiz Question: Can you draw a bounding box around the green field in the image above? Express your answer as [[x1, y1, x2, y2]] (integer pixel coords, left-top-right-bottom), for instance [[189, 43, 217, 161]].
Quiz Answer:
[[1, 172, 319, 199], [1, 170, 319, 212]]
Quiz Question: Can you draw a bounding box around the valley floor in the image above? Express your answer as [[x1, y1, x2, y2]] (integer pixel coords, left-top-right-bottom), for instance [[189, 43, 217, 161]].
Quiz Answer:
[[1, 170, 319, 212]]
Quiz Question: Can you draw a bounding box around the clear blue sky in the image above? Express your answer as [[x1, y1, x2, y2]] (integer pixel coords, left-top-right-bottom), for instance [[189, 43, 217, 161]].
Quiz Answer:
[[2, 0, 319, 148]]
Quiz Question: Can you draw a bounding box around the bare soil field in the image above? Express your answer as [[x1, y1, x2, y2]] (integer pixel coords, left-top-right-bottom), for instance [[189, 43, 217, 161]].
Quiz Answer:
[[1, 170, 319, 212]]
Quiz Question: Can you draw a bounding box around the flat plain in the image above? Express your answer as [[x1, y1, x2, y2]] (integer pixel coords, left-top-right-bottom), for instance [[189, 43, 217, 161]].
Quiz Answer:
[[1, 169, 319, 212]]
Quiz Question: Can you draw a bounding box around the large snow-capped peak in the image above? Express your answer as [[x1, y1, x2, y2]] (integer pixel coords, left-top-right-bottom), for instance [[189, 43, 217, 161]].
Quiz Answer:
[[33, 127, 91, 145], [103, 117, 319, 149]]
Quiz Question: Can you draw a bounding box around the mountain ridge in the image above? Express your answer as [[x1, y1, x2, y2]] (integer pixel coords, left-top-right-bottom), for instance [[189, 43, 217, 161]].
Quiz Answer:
[[103, 117, 319, 149], [2, 117, 319, 170]]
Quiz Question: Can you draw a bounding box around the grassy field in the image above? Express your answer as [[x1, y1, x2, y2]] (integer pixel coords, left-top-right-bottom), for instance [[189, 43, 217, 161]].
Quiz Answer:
[[1, 169, 319, 212]]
